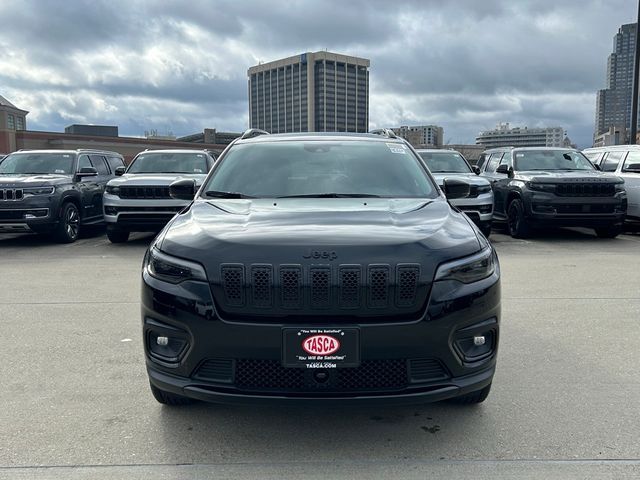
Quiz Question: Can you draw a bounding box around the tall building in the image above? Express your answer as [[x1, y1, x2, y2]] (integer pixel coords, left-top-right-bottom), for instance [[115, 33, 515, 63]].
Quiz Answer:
[[476, 123, 565, 148], [248, 51, 370, 133], [594, 23, 638, 144], [392, 125, 444, 147]]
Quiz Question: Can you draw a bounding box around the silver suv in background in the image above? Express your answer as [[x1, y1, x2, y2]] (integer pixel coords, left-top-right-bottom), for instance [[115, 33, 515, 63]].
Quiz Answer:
[[103, 149, 216, 243], [583, 145, 640, 225], [417, 149, 493, 237]]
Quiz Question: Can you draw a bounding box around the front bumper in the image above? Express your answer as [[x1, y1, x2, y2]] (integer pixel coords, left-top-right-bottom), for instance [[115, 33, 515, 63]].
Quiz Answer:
[[450, 192, 493, 226], [142, 264, 501, 405], [0, 196, 59, 233], [524, 191, 626, 227], [103, 194, 187, 231]]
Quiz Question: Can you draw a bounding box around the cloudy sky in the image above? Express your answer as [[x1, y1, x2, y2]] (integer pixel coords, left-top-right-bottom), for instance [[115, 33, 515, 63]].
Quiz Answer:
[[0, 0, 635, 148]]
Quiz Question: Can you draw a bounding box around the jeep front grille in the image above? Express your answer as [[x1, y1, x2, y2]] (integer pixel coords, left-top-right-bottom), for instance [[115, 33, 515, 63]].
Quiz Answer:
[[119, 186, 171, 199], [215, 263, 426, 321], [0, 189, 24, 201], [555, 183, 616, 197]]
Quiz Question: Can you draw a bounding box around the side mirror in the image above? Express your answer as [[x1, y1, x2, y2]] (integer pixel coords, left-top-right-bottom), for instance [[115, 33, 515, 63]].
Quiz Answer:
[[472, 166, 481, 175], [114, 166, 126, 176], [76, 167, 97, 179], [495, 164, 509, 175], [169, 178, 197, 200], [443, 178, 471, 200], [624, 163, 640, 172]]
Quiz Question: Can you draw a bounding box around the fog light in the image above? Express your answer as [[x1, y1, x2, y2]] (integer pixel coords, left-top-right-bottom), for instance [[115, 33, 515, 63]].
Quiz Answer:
[[148, 331, 188, 362], [454, 329, 495, 363], [104, 206, 118, 215], [473, 335, 486, 346]]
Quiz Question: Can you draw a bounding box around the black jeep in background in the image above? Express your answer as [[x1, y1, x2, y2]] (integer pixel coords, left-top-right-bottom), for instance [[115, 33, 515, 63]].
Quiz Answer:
[[479, 147, 626, 238], [0, 149, 125, 243]]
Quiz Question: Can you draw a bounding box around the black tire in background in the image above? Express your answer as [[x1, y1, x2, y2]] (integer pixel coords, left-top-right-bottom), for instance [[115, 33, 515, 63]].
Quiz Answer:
[[506, 198, 531, 239], [106, 226, 130, 243], [53, 202, 80, 243], [594, 226, 622, 238]]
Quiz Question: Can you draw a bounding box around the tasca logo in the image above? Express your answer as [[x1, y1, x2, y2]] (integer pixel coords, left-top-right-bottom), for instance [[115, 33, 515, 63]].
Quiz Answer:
[[302, 250, 338, 261], [302, 335, 341, 356]]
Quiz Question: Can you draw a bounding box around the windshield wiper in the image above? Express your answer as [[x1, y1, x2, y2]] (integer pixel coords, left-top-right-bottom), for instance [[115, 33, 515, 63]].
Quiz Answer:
[[277, 193, 382, 198], [204, 190, 256, 199]]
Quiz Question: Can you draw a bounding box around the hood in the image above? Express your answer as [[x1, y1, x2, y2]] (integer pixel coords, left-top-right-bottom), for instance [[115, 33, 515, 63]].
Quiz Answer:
[[0, 174, 71, 188], [158, 197, 482, 319], [431, 173, 490, 187], [160, 197, 480, 273], [108, 173, 207, 187], [517, 170, 623, 183]]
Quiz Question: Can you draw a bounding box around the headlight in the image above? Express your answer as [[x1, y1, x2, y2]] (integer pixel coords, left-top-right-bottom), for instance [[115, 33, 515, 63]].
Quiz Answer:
[[144, 247, 207, 284], [615, 183, 625, 193], [526, 182, 556, 193], [435, 247, 497, 284], [477, 184, 492, 194], [105, 185, 120, 196], [23, 186, 55, 196]]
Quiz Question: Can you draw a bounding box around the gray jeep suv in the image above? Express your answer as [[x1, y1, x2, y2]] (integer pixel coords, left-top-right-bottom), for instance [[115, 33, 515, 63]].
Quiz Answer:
[[0, 149, 124, 242]]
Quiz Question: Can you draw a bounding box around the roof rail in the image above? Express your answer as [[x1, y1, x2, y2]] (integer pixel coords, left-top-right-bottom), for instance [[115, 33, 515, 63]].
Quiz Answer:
[[368, 128, 398, 139], [240, 128, 270, 140], [76, 149, 123, 156]]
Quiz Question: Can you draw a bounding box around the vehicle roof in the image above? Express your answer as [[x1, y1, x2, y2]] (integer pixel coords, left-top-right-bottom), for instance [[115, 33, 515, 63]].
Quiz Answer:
[[483, 146, 578, 153], [236, 132, 407, 144], [415, 148, 462, 154], [583, 145, 640, 152], [11, 149, 123, 156], [135, 149, 213, 154]]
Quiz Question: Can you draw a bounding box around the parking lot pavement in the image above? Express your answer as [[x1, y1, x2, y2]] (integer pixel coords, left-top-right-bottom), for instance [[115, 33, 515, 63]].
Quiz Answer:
[[0, 228, 639, 479]]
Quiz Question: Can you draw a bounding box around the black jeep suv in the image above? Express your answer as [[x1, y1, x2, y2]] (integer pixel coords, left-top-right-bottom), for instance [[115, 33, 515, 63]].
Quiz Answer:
[[0, 149, 125, 242], [479, 147, 626, 238], [142, 130, 501, 406]]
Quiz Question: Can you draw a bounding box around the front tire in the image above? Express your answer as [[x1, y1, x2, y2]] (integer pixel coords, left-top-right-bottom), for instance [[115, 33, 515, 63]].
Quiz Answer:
[[448, 383, 492, 405], [149, 383, 194, 406], [106, 226, 130, 243], [594, 226, 622, 238], [506, 198, 531, 238], [53, 202, 80, 243]]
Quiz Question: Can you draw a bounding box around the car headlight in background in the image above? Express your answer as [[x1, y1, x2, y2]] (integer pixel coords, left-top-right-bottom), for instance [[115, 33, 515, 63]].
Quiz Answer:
[[105, 185, 120, 196], [526, 182, 556, 193], [144, 247, 207, 284], [476, 184, 492, 194], [615, 183, 625, 193], [23, 186, 55, 196], [435, 247, 497, 284]]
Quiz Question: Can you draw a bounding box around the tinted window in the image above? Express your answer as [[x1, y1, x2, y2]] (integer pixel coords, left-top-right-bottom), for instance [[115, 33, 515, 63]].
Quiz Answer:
[[0, 152, 75, 175], [601, 151, 625, 172], [204, 140, 437, 198], [419, 151, 472, 173], [77, 155, 91, 170], [622, 151, 640, 172], [89, 155, 110, 175], [513, 150, 594, 171], [128, 152, 209, 174], [485, 153, 503, 173], [107, 156, 125, 170], [476, 154, 488, 170]]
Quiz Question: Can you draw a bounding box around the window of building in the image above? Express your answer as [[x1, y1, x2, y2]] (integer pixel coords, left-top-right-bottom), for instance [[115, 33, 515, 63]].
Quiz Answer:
[[7, 114, 15, 129], [15, 116, 24, 130]]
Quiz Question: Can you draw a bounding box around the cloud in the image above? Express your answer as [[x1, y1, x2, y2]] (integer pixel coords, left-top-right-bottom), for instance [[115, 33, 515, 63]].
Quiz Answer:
[[0, 0, 635, 147]]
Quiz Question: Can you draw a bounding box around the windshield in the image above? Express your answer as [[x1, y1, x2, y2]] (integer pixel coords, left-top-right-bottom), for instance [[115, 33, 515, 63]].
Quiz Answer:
[[127, 152, 209, 174], [203, 140, 437, 198], [514, 150, 595, 171], [419, 151, 472, 173], [0, 152, 75, 175]]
